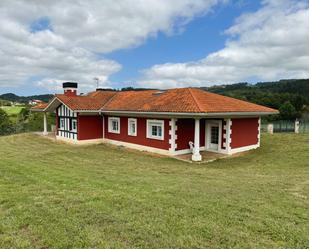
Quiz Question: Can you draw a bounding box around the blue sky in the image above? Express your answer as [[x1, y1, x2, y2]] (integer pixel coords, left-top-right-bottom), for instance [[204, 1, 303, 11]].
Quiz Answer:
[[0, 0, 308, 95], [106, 1, 262, 88]]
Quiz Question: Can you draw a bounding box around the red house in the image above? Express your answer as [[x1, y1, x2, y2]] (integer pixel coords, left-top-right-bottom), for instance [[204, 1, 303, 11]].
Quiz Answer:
[[32, 82, 278, 161]]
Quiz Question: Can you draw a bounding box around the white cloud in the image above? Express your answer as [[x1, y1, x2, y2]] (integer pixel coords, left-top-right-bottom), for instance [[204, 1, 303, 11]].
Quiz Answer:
[[140, 0, 309, 88], [0, 0, 223, 92]]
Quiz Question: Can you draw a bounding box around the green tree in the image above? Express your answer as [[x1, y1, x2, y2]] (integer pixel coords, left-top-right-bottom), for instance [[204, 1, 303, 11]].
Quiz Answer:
[[279, 101, 297, 120], [0, 109, 14, 135]]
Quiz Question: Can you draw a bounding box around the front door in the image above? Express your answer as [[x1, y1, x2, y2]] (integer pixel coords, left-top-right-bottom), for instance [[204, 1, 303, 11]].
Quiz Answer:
[[206, 121, 221, 152]]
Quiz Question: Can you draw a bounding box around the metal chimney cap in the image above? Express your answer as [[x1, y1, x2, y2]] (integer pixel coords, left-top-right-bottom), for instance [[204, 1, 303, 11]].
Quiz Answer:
[[63, 82, 78, 88]]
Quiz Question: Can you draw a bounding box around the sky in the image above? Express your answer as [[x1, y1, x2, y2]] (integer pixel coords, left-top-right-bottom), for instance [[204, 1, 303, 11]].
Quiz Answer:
[[0, 0, 309, 95]]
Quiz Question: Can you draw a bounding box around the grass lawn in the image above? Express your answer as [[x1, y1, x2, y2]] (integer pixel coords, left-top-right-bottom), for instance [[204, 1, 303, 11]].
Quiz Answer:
[[0, 106, 25, 116], [0, 133, 308, 249]]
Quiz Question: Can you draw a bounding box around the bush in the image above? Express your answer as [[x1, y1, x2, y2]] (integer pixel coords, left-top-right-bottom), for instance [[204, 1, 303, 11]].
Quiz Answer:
[[0, 109, 14, 135]]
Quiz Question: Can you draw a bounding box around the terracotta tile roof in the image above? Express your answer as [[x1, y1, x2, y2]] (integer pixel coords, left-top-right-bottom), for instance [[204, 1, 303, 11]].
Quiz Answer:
[[32, 88, 278, 114], [103, 88, 201, 112], [188, 88, 277, 113], [102, 88, 277, 113], [54, 91, 116, 110]]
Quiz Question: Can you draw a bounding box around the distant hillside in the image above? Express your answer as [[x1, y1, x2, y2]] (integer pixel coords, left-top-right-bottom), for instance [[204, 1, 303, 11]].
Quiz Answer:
[[1, 78, 308, 120], [202, 79, 309, 120], [0, 93, 53, 103]]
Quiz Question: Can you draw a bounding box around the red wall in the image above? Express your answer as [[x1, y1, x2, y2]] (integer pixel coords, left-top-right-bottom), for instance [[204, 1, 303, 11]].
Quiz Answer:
[[78, 115, 103, 140], [176, 119, 205, 150], [230, 118, 259, 148], [104, 116, 170, 150]]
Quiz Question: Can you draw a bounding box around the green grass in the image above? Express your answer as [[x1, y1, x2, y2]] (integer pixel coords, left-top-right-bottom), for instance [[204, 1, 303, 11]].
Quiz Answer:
[[0, 106, 24, 115], [0, 133, 308, 249]]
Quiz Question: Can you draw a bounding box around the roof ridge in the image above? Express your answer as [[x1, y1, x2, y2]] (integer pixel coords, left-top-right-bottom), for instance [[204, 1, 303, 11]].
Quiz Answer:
[[100, 91, 119, 110], [188, 88, 203, 112]]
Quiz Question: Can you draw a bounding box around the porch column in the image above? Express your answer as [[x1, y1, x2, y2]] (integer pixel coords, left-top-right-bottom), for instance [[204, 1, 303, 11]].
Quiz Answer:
[[43, 112, 48, 135], [192, 118, 202, 161]]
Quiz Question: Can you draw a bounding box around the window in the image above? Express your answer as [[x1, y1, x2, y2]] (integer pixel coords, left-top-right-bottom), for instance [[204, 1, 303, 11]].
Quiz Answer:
[[147, 120, 164, 140], [128, 118, 137, 136], [71, 119, 77, 132], [60, 118, 65, 129], [210, 126, 219, 144], [108, 117, 120, 134]]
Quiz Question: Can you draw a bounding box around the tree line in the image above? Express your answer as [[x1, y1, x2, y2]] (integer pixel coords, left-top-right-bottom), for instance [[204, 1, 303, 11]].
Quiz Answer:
[[203, 79, 309, 120]]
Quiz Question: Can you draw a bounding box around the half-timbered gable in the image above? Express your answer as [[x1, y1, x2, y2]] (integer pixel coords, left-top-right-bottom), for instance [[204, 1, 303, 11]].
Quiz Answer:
[[57, 104, 78, 140]]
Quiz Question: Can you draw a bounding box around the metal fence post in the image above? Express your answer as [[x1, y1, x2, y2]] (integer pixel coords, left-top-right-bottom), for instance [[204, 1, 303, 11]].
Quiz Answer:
[[267, 124, 273, 134], [295, 119, 300, 134]]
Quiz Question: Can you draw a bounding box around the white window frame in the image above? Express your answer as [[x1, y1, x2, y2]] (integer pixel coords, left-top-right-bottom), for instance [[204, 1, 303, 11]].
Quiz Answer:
[[128, 118, 137, 136], [146, 119, 164, 140], [71, 119, 77, 132], [59, 118, 65, 130], [108, 117, 120, 134]]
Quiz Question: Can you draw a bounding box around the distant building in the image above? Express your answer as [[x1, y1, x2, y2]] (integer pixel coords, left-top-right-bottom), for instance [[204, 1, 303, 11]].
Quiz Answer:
[[29, 99, 43, 106]]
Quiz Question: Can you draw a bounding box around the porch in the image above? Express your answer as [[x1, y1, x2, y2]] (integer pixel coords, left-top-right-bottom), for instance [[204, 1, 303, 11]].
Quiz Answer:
[[175, 150, 229, 163]]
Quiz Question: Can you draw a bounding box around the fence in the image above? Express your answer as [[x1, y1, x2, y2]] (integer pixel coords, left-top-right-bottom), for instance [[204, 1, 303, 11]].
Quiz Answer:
[[261, 119, 309, 134]]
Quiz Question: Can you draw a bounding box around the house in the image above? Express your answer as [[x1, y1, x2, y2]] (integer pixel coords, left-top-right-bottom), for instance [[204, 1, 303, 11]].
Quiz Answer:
[[29, 99, 43, 106], [32, 82, 278, 161]]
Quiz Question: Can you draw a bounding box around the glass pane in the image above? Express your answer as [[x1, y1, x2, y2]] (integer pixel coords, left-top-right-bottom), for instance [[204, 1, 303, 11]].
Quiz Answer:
[[152, 125, 157, 136], [211, 126, 219, 144], [157, 126, 162, 137], [112, 120, 118, 131]]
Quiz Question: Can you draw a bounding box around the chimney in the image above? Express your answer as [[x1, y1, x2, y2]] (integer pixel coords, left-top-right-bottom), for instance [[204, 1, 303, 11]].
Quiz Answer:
[[63, 82, 78, 97]]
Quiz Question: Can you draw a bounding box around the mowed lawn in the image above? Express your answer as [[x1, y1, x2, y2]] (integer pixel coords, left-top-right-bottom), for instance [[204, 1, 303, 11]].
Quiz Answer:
[[0, 134, 308, 249]]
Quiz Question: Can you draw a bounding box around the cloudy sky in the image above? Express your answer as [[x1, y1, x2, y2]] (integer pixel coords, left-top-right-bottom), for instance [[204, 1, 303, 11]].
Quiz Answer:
[[0, 0, 309, 95]]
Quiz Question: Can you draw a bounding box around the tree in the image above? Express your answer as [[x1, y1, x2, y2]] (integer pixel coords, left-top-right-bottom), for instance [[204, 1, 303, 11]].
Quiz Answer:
[[0, 109, 14, 135], [279, 101, 297, 120]]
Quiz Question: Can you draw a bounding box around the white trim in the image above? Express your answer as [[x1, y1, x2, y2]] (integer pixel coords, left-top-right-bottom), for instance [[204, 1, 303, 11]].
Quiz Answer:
[[101, 110, 278, 117], [257, 117, 261, 147], [64, 88, 77, 92], [102, 115, 105, 139], [128, 118, 137, 136], [108, 117, 120, 134], [146, 119, 164, 140], [169, 118, 177, 152], [104, 138, 171, 156], [56, 136, 103, 145], [43, 112, 48, 135], [230, 144, 259, 154]]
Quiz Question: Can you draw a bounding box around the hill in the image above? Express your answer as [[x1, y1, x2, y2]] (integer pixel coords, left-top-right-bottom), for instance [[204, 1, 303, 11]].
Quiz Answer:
[[0, 93, 53, 103], [202, 79, 309, 120], [1, 79, 308, 119]]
